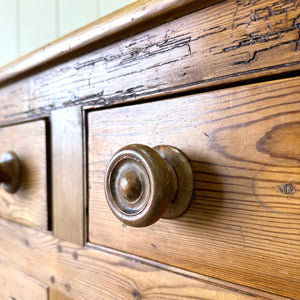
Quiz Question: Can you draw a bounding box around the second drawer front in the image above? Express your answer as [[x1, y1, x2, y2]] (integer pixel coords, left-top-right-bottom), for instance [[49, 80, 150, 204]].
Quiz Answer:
[[88, 77, 300, 298], [0, 120, 48, 229]]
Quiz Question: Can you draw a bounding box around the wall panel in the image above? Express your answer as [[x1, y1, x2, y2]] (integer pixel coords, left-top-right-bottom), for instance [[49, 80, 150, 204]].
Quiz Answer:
[[20, 0, 57, 55], [0, 0, 18, 67], [0, 0, 136, 67], [59, 0, 100, 36]]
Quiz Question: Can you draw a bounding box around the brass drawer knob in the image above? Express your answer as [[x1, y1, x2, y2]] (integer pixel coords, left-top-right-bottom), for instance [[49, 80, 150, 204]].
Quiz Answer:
[[0, 151, 21, 193], [105, 144, 193, 227]]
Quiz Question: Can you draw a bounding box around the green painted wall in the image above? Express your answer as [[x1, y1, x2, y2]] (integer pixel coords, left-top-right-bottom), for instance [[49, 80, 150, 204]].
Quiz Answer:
[[0, 0, 136, 67]]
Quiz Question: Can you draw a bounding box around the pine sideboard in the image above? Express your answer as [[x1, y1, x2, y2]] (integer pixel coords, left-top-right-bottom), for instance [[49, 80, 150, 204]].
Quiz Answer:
[[0, 0, 299, 299]]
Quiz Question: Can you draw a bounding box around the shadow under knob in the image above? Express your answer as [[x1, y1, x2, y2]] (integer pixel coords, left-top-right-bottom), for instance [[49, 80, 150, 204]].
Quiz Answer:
[[0, 151, 21, 193], [105, 144, 193, 227]]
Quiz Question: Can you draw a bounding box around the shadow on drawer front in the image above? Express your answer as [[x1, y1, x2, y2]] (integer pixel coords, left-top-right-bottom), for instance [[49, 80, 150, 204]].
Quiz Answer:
[[87, 77, 300, 298], [0, 120, 49, 230]]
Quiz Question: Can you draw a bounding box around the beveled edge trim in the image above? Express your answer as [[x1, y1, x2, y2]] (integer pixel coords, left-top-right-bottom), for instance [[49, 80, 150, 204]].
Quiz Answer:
[[0, 0, 222, 86]]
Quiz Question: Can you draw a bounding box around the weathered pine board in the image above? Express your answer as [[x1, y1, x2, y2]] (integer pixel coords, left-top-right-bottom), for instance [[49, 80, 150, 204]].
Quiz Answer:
[[49, 288, 73, 300], [0, 218, 289, 300], [88, 76, 300, 299], [0, 0, 300, 125], [0, 120, 49, 229], [0, 260, 49, 300]]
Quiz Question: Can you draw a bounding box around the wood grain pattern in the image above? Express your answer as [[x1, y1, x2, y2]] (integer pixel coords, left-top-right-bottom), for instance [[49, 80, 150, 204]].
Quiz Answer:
[[0, 120, 48, 229], [51, 107, 85, 245], [49, 288, 73, 300], [0, 0, 300, 126], [88, 76, 300, 299], [0, 218, 289, 300], [0, 260, 48, 300]]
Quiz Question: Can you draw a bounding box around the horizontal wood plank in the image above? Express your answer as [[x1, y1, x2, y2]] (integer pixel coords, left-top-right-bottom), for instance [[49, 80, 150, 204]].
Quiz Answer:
[[0, 0, 299, 125], [49, 288, 73, 300], [0, 218, 289, 300], [0, 260, 48, 300], [88, 76, 300, 299]]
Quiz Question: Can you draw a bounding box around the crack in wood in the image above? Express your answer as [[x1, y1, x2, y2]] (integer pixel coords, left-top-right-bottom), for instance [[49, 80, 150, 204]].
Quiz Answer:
[[219, 0, 300, 65]]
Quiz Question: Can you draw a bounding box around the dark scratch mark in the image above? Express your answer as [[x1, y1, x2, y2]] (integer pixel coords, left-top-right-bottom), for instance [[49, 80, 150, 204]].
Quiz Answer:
[[133, 289, 141, 300], [296, 30, 300, 51], [24, 239, 30, 247], [119, 34, 193, 65], [65, 283, 71, 292], [5, 60, 300, 121], [73, 251, 79, 260], [193, 27, 227, 41], [203, 25, 222, 31], [233, 36, 300, 64], [268, 23, 273, 31], [234, 51, 258, 65]]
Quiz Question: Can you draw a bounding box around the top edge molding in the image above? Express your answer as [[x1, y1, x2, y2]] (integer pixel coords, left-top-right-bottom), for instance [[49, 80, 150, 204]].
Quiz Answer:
[[0, 0, 222, 86]]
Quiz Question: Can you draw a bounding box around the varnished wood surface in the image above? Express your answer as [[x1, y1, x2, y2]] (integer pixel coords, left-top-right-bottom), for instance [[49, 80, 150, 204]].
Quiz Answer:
[[88, 76, 300, 299], [0, 120, 48, 229], [0, 218, 290, 300], [0, 260, 48, 300], [0, 0, 300, 126], [51, 107, 85, 245], [0, 0, 222, 86], [49, 289, 73, 300], [0, 0, 299, 298]]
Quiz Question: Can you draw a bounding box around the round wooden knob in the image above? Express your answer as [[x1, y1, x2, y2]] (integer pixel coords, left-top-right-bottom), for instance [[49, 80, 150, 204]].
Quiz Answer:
[[0, 152, 21, 193], [105, 144, 193, 227]]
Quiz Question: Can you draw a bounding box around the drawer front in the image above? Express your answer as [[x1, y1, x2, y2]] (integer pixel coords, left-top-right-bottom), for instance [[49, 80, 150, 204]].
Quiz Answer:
[[88, 76, 300, 298], [0, 120, 48, 229], [0, 261, 48, 300]]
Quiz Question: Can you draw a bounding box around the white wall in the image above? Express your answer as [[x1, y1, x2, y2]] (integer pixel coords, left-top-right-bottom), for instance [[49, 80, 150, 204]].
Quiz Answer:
[[0, 0, 135, 67]]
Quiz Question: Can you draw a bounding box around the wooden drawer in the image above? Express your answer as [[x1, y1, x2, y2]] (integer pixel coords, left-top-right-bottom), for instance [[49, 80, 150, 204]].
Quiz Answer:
[[0, 261, 48, 300], [0, 120, 49, 229], [88, 76, 300, 298]]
